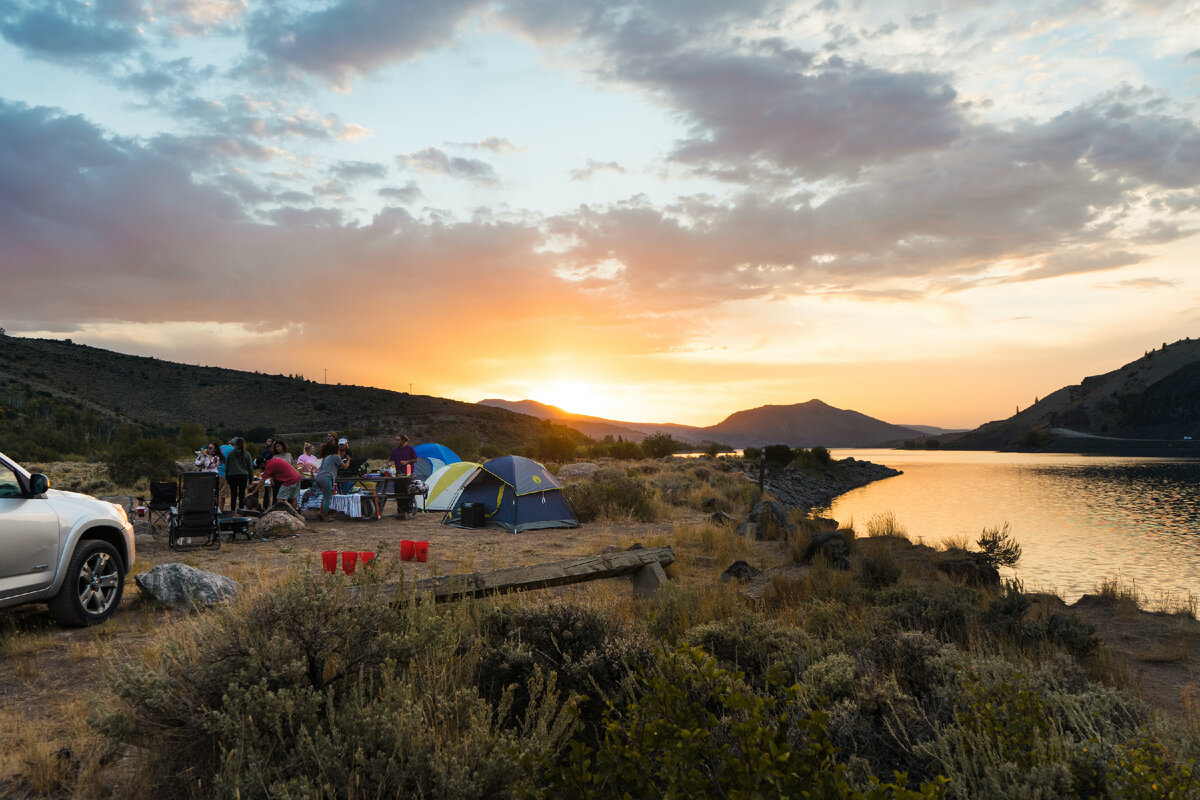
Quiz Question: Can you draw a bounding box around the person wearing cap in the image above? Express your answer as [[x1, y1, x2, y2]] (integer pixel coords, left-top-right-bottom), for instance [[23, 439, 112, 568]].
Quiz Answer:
[[217, 439, 235, 511], [335, 437, 354, 493]]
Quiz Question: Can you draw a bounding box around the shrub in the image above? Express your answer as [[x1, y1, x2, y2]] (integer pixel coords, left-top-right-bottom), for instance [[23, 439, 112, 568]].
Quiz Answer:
[[640, 432, 682, 458], [566, 467, 658, 522], [106, 436, 178, 485], [96, 570, 575, 798], [764, 443, 794, 468], [867, 512, 909, 540], [858, 548, 903, 590], [685, 612, 811, 688], [977, 523, 1022, 568], [475, 603, 654, 743], [526, 645, 945, 800]]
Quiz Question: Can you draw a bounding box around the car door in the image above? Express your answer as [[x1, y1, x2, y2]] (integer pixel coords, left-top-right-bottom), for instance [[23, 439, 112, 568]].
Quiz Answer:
[[0, 460, 62, 600]]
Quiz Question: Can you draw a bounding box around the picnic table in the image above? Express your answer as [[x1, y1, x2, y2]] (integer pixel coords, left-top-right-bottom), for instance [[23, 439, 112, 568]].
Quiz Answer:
[[340, 474, 425, 519]]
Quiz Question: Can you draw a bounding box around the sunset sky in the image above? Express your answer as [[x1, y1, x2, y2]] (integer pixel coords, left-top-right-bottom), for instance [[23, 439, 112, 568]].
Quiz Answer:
[[2, 1, 1199, 429]]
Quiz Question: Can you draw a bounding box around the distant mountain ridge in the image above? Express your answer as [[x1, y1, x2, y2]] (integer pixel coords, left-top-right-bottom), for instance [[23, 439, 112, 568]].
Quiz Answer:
[[478, 398, 927, 448], [951, 337, 1200, 451]]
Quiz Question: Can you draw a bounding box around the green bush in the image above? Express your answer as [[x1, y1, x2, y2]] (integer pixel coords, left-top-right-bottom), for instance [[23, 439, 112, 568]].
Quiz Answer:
[[641, 432, 682, 458], [96, 570, 575, 799], [106, 436, 179, 484], [525, 645, 946, 800], [764, 443, 793, 468], [476, 603, 654, 744], [858, 548, 903, 590], [685, 612, 811, 688]]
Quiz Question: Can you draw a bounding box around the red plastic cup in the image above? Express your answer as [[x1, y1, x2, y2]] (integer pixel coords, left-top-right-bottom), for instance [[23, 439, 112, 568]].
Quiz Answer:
[[360, 551, 376, 567], [400, 540, 415, 561], [415, 541, 429, 563], [321, 551, 337, 574], [342, 551, 359, 575]]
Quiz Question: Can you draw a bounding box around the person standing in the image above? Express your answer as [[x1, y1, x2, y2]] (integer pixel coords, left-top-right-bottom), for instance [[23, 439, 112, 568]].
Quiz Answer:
[[386, 434, 419, 517], [225, 437, 255, 513], [314, 447, 349, 522], [296, 442, 320, 481], [256, 437, 276, 505], [319, 432, 338, 458], [194, 442, 221, 473], [217, 439, 235, 511]]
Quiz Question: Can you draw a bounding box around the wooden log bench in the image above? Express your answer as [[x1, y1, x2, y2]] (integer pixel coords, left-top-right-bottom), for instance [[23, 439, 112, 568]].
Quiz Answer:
[[351, 546, 676, 602]]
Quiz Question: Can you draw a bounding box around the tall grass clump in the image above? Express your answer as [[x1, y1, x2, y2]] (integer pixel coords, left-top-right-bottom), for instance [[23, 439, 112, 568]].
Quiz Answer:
[[95, 568, 576, 799], [564, 466, 661, 522], [867, 512, 910, 541]]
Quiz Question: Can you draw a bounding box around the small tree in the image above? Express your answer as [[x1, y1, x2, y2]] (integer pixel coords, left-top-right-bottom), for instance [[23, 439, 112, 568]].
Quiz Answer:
[[107, 437, 179, 485], [640, 433, 680, 458], [977, 522, 1022, 568]]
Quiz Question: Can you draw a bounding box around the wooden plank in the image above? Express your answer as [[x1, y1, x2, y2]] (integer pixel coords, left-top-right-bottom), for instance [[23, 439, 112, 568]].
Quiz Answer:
[[352, 546, 675, 602]]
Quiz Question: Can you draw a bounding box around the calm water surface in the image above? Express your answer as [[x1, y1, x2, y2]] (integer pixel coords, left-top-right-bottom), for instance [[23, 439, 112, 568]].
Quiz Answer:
[[824, 450, 1200, 603]]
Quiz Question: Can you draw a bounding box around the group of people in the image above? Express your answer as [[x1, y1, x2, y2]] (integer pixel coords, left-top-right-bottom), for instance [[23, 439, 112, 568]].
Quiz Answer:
[[193, 431, 420, 522]]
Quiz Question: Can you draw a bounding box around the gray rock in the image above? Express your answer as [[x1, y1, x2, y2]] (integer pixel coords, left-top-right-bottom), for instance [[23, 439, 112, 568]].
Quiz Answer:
[[132, 521, 158, 539], [257, 510, 307, 537], [748, 499, 792, 539], [135, 563, 241, 608], [736, 521, 759, 538], [720, 560, 761, 582], [798, 532, 851, 570], [558, 462, 600, 479], [710, 510, 736, 526]]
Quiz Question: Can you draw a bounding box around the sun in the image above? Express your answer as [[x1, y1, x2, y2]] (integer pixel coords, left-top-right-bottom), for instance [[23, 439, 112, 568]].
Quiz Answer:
[[533, 380, 607, 417]]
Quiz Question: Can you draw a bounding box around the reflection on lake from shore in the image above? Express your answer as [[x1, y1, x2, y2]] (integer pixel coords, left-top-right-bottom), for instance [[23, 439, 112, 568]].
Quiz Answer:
[[824, 450, 1200, 604]]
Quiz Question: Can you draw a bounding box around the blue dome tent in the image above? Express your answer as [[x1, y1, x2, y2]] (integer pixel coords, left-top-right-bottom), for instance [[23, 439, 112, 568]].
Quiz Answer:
[[444, 455, 579, 533], [414, 443, 461, 464]]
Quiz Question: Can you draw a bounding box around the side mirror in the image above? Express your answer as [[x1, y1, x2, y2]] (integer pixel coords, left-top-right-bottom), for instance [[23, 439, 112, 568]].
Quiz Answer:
[[28, 473, 49, 495]]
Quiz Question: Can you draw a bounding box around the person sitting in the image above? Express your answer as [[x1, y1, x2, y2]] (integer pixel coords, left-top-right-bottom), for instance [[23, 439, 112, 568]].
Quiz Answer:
[[247, 452, 303, 512]]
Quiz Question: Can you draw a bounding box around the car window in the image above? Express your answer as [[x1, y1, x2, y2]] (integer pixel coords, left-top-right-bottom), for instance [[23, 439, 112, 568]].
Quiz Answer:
[[0, 464, 22, 498]]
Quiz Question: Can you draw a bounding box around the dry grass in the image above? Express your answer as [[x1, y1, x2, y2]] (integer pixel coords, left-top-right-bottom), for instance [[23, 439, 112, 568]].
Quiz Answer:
[[864, 511, 910, 541]]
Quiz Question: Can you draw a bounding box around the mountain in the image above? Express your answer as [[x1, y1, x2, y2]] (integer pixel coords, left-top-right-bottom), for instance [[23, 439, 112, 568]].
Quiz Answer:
[[479, 398, 927, 448], [0, 335, 554, 454], [950, 337, 1200, 451]]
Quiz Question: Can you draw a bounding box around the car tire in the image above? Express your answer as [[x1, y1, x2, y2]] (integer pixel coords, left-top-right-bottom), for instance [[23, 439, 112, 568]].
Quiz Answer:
[[47, 540, 125, 626]]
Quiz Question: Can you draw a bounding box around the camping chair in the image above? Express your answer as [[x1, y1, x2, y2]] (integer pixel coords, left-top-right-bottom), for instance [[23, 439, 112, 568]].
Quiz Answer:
[[144, 479, 178, 528], [168, 472, 221, 550]]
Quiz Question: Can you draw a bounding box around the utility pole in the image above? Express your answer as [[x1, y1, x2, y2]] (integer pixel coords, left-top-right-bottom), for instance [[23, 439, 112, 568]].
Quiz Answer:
[[324, 368, 327, 384], [758, 447, 766, 495]]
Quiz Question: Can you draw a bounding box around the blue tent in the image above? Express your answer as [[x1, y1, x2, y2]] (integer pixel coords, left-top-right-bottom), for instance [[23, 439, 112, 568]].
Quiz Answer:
[[414, 443, 461, 464], [444, 455, 579, 533]]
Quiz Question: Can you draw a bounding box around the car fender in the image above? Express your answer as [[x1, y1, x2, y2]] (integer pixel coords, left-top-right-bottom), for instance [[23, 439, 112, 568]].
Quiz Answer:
[[43, 490, 135, 596]]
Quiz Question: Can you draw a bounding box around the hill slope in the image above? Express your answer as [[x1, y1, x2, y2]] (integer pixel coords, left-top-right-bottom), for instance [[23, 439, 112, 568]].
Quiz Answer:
[[951, 337, 1200, 451], [0, 335, 552, 453]]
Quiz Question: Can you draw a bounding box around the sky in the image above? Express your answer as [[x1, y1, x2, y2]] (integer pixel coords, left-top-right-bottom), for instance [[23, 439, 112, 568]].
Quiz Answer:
[[1, 0, 1199, 429]]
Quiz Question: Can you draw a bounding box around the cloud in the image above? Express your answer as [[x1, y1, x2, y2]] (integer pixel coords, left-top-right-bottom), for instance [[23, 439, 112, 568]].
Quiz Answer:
[[329, 159, 389, 182], [246, 0, 488, 89], [0, 0, 141, 58], [378, 181, 422, 203], [1094, 277, 1179, 290], [569, 160, 628, 181], [452, 135, 525, 153], [398, 147, 500, 184]]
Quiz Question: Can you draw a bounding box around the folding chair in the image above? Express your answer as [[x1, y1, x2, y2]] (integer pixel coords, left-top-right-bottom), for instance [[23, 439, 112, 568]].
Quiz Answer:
[[145, 479, 178, 528], [168, 472, 221, 550]]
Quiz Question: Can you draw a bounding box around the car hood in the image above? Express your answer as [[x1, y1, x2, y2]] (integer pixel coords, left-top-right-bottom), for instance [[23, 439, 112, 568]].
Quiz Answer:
[[44, 488, 129, 526]]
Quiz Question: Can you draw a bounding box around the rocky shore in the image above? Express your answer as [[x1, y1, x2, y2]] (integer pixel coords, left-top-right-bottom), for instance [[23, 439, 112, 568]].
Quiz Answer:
[[754, 457, 902, 510]]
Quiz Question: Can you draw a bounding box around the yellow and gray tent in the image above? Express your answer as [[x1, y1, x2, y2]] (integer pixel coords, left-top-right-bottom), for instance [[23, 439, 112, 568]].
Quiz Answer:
[[417, 461, 480, 511]]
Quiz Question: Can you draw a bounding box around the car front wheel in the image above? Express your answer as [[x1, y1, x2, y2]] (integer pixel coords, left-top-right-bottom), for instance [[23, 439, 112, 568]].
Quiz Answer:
[[48, 540, 125, 626]]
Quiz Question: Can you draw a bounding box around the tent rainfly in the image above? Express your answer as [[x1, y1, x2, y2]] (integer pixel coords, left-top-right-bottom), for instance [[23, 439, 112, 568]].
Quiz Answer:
[[444, 455, 579, 532]]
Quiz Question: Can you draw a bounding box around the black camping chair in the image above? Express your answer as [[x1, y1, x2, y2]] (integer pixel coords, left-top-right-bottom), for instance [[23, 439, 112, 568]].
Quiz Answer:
[[145, 479, 178, 528], [168, 472, 221, 550]]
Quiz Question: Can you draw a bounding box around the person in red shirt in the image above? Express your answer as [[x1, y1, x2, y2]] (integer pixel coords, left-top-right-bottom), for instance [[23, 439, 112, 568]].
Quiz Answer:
[[247, 453, 303, 511]]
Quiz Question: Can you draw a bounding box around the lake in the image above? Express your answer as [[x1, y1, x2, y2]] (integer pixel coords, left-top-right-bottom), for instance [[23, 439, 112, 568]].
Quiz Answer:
[[823, 449, 1200, 604]]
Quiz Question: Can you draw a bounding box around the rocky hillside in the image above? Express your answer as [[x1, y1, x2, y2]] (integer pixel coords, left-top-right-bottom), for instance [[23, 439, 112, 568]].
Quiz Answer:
[[950, 337, 1200, 451], [0, 335, 553, 450]]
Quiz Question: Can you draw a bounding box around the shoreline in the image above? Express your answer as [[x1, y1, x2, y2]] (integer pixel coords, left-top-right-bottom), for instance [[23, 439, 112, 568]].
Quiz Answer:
[[752, 457, 903, 511]]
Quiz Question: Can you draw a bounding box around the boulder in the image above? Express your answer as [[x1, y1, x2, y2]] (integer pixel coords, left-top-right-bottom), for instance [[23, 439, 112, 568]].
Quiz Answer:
[[131, 521, 158, 539], [558, 462, 600, 479], [135, 563, 240, 608], [934, 552, 1000, 587], [798, 532, 851, 570], [720, 560, 761, 583], [748, 499, 792, 539], [736, 521, 759, 539], [710, 510, 736, 526], [266, 500, 304, 520], [257, 510, 307, 538]]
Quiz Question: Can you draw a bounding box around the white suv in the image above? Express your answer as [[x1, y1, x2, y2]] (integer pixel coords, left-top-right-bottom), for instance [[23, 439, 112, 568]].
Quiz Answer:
[[0, 450, 136, 626]]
